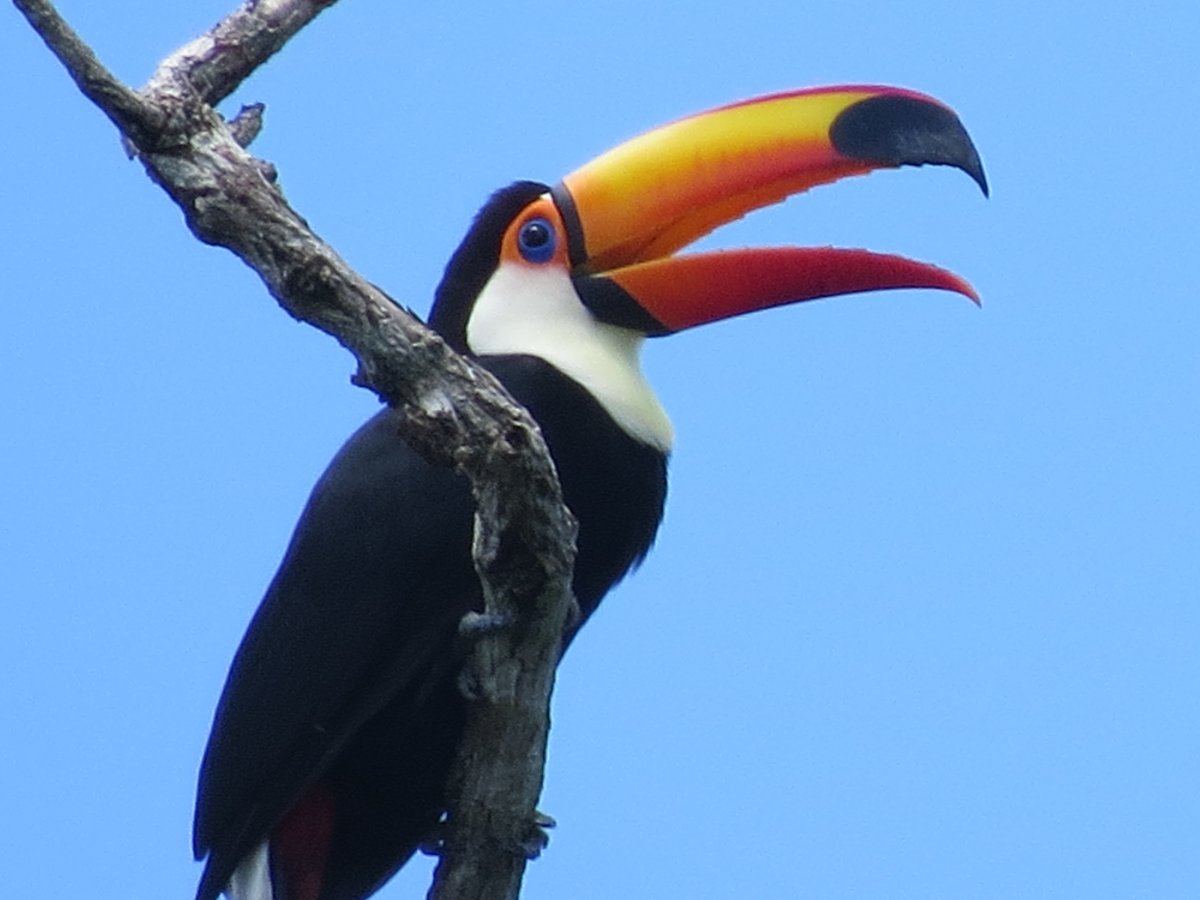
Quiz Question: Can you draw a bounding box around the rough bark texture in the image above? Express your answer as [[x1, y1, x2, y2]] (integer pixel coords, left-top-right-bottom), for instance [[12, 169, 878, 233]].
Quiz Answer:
[[14, 2, 576, 898]]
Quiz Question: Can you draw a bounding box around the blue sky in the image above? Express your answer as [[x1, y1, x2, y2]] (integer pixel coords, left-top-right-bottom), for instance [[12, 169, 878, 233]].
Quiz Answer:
[[3, 1, 1197, 897]]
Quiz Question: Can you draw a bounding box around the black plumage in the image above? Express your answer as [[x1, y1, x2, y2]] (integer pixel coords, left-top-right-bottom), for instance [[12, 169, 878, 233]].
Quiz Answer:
[[194, 343, 667, 899]]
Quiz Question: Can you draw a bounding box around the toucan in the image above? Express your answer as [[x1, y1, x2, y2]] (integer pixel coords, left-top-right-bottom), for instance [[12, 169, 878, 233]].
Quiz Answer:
[[193, 85, 987, 900]]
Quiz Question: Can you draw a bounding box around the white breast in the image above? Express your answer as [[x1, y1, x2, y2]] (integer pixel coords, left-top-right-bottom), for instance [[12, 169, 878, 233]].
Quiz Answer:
[[465, 263, 674, 452]]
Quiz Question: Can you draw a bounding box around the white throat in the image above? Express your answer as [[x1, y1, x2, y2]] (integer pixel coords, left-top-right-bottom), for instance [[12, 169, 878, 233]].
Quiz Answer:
[[465, 264, 674, 452]]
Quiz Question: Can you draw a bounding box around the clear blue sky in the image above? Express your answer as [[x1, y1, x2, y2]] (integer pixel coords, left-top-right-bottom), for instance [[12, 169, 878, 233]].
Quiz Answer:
[[4, 2, 1197, 897]]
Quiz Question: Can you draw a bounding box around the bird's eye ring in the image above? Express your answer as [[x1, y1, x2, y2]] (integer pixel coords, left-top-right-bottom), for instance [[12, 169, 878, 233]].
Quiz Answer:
[[517, 217, 557, 264]]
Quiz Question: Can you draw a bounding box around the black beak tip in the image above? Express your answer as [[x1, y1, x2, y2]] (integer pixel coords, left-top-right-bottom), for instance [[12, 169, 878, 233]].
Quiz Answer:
[[831, 93, 989, 197]]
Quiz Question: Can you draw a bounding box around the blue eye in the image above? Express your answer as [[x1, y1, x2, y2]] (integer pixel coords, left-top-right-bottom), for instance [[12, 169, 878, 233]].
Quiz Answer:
[[517, 217, 557, 264]]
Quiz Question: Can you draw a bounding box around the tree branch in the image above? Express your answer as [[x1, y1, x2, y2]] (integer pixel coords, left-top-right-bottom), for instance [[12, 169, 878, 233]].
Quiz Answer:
[[144, 0, 339, 108], [14, 1, 577, 897]]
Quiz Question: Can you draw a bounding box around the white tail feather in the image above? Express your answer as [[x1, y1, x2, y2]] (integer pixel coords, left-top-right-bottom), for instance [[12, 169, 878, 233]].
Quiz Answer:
[[227, 841, 273, 900]]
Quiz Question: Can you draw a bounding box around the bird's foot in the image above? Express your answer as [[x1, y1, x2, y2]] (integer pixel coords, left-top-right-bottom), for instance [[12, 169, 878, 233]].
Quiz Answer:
[[459, 595, 582, 638], [458, 609, 513, 636], [457, 610, 515, 699], [418, 812, 555, 859]]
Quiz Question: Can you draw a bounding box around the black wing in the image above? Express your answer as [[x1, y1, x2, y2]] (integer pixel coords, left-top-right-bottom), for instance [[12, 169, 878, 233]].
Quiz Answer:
[[193, 408, 477, 897]]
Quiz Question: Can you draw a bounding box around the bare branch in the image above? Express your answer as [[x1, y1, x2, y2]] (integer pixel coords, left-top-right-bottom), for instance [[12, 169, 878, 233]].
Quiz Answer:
[[15, 2, 577, 898], [145, 0, 340, 107]]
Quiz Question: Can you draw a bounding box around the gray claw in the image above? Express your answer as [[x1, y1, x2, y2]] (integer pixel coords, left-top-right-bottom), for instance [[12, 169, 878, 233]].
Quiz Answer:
[[459, 610, 513, 636]]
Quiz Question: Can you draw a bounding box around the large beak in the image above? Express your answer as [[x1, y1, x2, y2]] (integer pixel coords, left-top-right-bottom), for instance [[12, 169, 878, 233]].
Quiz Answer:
[[552, 85, 987, 335]]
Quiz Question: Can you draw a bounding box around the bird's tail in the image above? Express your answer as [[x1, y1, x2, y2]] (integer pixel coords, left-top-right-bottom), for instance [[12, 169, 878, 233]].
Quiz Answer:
[[226, 842, 273, 900]]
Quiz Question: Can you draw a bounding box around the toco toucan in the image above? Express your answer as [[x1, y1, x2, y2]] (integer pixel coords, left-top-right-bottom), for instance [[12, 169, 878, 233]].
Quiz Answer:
[[193, 85, 987, 900]]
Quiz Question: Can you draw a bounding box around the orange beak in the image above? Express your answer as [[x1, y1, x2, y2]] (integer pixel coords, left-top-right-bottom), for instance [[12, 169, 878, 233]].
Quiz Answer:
[[552, 85, 987, 335]]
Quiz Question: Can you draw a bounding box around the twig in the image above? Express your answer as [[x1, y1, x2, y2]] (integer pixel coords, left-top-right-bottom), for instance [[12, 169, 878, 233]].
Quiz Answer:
[[227, 102, 266, 148]]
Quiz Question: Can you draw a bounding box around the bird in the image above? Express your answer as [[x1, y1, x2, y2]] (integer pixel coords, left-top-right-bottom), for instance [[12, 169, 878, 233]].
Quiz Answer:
[[193, 84, 987, 900]]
